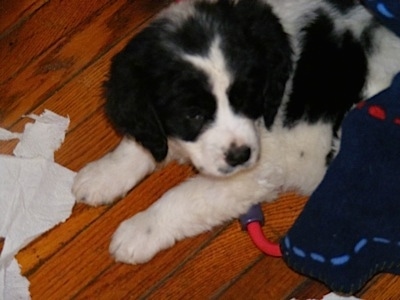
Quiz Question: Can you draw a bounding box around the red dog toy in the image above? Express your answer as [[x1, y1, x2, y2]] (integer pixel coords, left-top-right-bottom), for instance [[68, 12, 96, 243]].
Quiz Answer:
[[239, 204, 282, 257]]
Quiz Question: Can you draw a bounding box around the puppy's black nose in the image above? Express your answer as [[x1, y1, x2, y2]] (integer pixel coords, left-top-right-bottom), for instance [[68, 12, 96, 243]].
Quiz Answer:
[[225, 145, 251, 167]]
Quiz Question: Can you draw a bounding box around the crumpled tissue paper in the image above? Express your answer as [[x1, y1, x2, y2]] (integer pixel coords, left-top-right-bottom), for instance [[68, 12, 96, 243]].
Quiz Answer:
[[0, 110, 76, 299], [294, 292, 362, 300]]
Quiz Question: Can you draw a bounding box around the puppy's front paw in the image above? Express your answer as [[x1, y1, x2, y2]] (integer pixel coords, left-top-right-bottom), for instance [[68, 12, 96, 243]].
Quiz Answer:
[[109, 211, 175, 264], [72, 157, 133, 206]]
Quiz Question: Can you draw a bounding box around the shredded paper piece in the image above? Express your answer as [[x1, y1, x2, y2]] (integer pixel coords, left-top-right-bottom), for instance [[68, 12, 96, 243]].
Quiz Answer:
[[291, 292, 361, 300], [0, 110, 76, 299]]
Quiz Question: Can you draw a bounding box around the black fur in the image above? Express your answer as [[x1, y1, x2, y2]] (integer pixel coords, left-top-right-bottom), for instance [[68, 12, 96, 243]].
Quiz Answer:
[[324, 0, 359, 13], [105, 19, 216, 162], [283, 11, 368, 132], [192, 0, 292, 127]]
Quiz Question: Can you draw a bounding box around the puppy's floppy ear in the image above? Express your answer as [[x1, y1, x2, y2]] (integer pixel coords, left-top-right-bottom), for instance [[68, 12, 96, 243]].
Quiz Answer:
[[235, 0, 293, 128], [104, 29, 168, 162]]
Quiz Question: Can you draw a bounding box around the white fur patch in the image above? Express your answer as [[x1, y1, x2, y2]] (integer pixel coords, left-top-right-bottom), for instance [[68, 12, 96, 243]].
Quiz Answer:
[[179, 38, 260, 176], [72, 138, 156, 206], [364, 27, 400, 97]]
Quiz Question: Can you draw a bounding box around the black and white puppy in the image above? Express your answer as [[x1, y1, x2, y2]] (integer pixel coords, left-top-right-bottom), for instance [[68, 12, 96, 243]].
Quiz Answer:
[[72, 0, 400, 264]]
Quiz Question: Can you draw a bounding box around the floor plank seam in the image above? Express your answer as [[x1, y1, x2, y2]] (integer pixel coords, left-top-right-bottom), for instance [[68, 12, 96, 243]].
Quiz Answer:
[[140, 223, 231, 299], [210, 254, 265, 299], [4, 13, 160, 131], [0, 0, 50, 41], [284, 279, 314, 300], [1, 0, 115, 87], [23, 205, 114, 278]]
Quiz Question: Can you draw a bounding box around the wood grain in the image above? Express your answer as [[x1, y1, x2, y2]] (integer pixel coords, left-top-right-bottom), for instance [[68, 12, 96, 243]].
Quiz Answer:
[[0, 0, 48, 38]]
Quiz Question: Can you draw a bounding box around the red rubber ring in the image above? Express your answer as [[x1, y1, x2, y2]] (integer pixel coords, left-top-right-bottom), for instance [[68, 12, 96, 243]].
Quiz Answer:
[[247, 222, 282, 257]]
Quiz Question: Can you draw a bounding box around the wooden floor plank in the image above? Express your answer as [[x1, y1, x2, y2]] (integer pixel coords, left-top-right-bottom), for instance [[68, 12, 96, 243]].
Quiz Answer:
[[359, 274, 400, 299], [0, 0, 111, 84], [0, 0, 111, 125], [286, 279, 331, 300], [17, 17, 154, 137], [145, 222, 266, 299], [17, 204, 109, 275], [0, 0, 48, 38], [217, 256, 309, 300], [263, 193, 309, 239], [56, 112, 119, 170], [0, 0, 170, 129], [74, 229, 221, 299]]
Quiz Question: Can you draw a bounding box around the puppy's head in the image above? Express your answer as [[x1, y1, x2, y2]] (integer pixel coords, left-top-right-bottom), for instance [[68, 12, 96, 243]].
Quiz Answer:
[[105, 0, 292, 177]]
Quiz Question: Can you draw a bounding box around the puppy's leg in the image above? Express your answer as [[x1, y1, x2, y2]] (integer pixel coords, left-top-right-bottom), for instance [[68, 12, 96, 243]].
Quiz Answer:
[[72, 137, 156, 206], [110, 164, 283, 264]]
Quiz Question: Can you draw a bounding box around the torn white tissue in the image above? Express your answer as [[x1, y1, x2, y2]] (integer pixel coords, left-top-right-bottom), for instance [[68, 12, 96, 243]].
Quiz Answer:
[[13, 110, 70, 161], [322, 293, 361, 300], [0, 110, 76, 300], [291, 291, 362, 300], [0, 128, 20, 141]]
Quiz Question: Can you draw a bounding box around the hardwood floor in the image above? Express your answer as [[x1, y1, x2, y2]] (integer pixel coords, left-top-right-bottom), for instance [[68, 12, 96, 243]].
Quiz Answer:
[[1, 0, 399, 298]]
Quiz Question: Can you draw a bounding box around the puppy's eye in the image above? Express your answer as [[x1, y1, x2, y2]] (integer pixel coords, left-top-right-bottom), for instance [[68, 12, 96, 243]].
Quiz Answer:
[[185, 113, 204, 122], [184, 110, 206, 128], [184, 108, 205, 120]]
